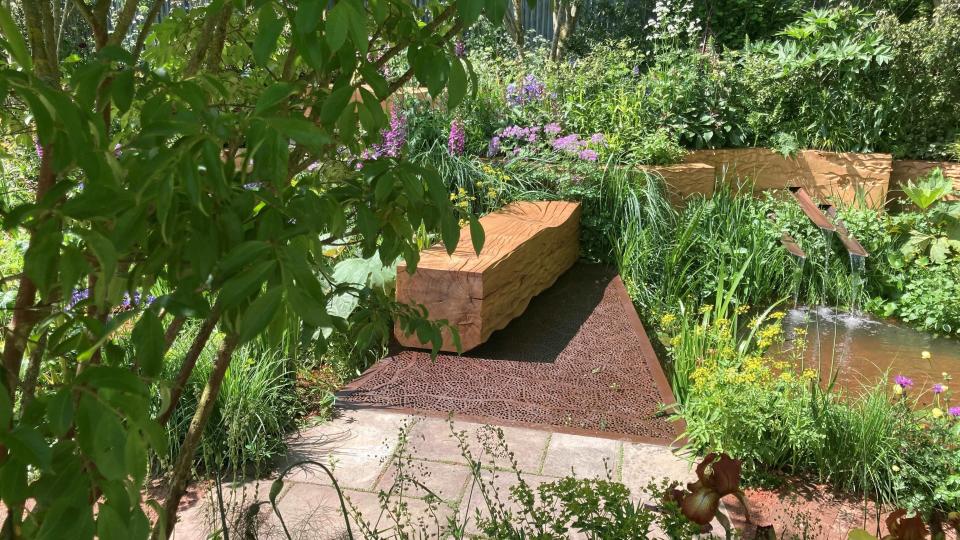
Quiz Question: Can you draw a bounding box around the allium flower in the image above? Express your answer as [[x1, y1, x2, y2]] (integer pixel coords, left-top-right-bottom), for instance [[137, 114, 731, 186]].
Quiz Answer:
[[949, 406, 960, 418], [544, 123, 562, 136], [578, 149, 598, 161], [447, 120, 466, 155], [894, 375, 914, 389], [590, 133, 606, 146], [932, 383, 946, 394], [552, 134, 583, 152], [454, 38, 466, 58]]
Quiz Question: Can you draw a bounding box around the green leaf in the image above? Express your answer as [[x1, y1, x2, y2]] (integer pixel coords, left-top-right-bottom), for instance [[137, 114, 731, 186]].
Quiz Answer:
[[220, 240, 272, 277], [0, 459, 28, 504], [456, 0, 484, 25], [219, 259, 277, 309], [484, 0, 507, 25], [325, 4, 350, 52], [77, 366, 148, 396], [344, 0, 367, 54], [255, 82, 297, 114], [294, 0, 323, 35], [46, 389, 75, 437], [0, 380, 10, 430], [254, 5, 285, 66], [0, 4, 31, 70], [267, 117, 330, 150], [112, 69, 135, 113], [440, 214, 460, 255], [132, 311, 165, 377], [320, 85, 355, 126], [239, 287, 283, 343], [0, 426, 52, 469], [469, 215, 485, 255], [447, 57, 467, 110]]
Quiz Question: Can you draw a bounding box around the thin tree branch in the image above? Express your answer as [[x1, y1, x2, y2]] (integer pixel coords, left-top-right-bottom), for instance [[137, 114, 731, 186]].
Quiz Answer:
[[108, 0, 141, 47], [156, 333, 239, 540], [132, 0, 165, 63], [156, 305, 222, 427]]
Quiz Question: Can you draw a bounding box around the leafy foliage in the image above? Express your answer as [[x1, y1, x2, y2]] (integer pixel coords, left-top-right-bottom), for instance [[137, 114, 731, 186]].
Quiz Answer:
[[0, 0, 500, 536]]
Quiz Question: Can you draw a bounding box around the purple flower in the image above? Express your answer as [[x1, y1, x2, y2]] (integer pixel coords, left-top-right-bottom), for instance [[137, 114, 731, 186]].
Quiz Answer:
[[113, 143, 123, 157], [932, 383, 946, 394], [894, 375, 914, 389], [590, 133, 606, 146], [361, 108, 407, 161], [454, 38, 466, 58], [66, 289, 89, 311], [505, 75, 546, 106], [35, 139, 43, 159], [544, 123, 562, 136], [552, 134, 583, 152], [632, 65, 640, 77], [448, 120, 466, 156], [487, 136, 501, 157], [949, 406, 960, 418], [578, 149, 598, 161]]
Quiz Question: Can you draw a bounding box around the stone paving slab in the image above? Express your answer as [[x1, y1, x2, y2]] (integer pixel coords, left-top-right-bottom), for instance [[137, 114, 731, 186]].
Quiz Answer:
[[175, 407, 699, 539]]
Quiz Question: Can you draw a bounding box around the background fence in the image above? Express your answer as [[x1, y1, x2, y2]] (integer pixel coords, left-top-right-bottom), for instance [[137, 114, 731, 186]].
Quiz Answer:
[[109, 0, 657, 42]]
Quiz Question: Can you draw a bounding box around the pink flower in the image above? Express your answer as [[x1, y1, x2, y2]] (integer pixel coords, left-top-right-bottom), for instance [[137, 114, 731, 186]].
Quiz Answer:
[[578, 149, 598, 161], [932, 383, 946, 395], [447, 120, 466, 155], [949, 406, 960, 418], [894, 375, 913, 389]]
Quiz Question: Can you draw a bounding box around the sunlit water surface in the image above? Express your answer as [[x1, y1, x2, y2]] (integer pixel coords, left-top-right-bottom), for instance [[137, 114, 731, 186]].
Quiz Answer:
[[774, 307, 960, 403]]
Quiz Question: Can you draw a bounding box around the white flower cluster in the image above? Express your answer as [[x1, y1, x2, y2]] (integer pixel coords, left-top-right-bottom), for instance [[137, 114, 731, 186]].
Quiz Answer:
[[645, 0, 701, 44]]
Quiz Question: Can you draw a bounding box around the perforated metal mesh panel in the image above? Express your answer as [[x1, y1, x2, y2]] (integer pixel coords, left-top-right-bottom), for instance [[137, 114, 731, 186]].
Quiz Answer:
[[339, 264, 679, 441]]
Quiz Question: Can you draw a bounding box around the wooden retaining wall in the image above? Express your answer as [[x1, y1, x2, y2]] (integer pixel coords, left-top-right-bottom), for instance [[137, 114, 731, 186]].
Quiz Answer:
[[640, 148, 958, 209]]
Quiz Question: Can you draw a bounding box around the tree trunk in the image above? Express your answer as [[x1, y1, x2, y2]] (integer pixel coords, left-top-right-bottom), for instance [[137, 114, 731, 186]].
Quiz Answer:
[[550, 0, 580, 62], [510, 0, 524, 57]]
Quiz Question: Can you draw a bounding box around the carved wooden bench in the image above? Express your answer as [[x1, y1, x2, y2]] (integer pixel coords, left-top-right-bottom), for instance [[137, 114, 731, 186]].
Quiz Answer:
[[395, 200, 581, 352]]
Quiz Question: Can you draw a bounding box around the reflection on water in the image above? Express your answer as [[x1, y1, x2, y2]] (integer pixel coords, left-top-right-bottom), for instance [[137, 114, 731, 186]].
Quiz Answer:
[[775, 307, 959, 402]]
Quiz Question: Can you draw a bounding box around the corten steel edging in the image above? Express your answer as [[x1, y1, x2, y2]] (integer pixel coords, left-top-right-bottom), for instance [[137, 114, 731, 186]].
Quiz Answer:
[[337, 274, 685, 448], [821, 204, 870, 258], [789, 187, 836, 231]]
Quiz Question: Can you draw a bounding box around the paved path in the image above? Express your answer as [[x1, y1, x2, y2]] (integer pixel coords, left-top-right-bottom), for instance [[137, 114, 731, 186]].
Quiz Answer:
[[174, 408, 698, 539]]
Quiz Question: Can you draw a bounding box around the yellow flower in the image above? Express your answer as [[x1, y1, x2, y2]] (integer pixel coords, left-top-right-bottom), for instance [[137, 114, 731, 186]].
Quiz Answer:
[[779, 372, 794, 383], [770, 311, 785, 320], [449, 193, 457, 201], [802, 369, 817, 381], [921, 351, 931, 360], [932, 408, 943, 418], [735, 304, 750, 315], [660, 313, 677, 326]]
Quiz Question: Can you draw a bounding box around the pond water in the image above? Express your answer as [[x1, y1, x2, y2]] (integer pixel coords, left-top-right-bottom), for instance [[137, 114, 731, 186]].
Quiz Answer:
[[775, 307, 960, 402]]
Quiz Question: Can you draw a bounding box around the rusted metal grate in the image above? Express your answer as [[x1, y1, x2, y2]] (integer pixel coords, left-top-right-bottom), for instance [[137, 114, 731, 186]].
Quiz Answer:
[[338, 264, 680, 443]]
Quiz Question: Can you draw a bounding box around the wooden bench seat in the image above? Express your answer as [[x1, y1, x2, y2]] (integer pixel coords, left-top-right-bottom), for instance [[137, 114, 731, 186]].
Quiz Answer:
[[396, 200, 581, 352]]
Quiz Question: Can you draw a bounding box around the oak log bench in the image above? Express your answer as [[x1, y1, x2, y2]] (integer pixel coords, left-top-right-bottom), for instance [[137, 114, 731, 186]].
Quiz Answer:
[[395, 200, 582, 353]]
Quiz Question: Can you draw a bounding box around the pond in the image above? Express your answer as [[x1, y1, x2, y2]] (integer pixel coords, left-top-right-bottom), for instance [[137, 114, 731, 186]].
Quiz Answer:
[[776, 307, 960, 403]]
